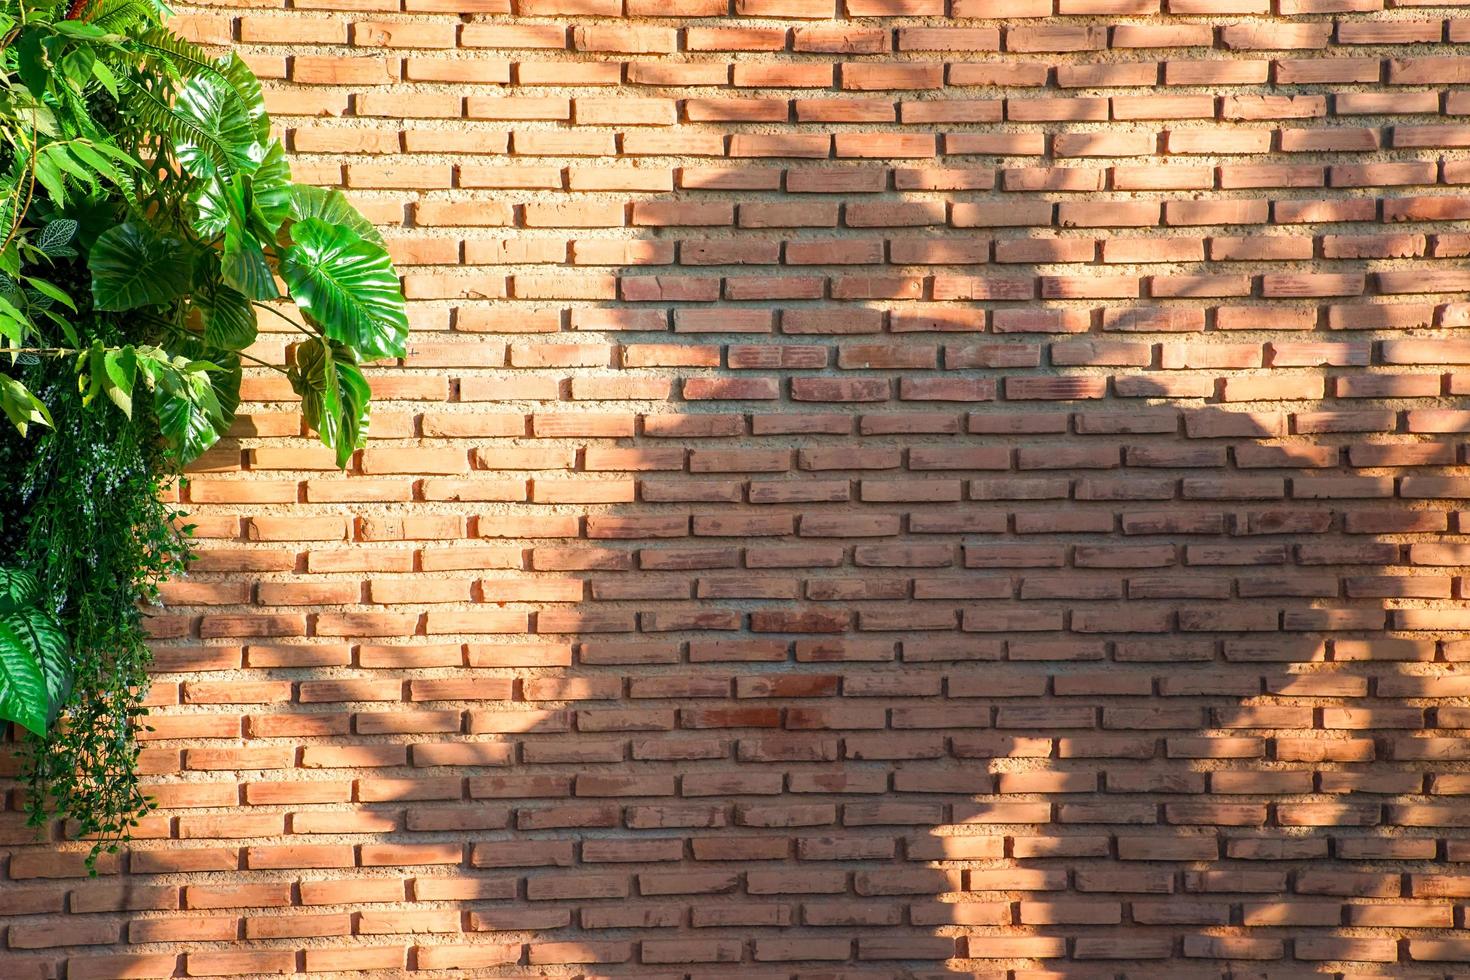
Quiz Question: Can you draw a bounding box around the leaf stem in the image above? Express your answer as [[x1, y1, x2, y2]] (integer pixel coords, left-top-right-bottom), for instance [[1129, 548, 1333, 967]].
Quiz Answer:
[[251, 301, 316, 339], [232, 349, 284, 373], [0, 117, 41, 257], [153, 321, 288, 376]]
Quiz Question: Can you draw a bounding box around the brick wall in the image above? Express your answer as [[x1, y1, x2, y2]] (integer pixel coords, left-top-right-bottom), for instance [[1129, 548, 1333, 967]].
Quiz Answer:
[[8, 0, 1470, 975]]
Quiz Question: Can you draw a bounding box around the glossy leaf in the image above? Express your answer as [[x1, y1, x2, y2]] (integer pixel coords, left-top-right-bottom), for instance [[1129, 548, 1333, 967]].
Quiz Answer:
[[209, 350, 242, 443], [4, 607, 70, 728], [288, 337, 368, 467], [288, 335, 337, 446], [0, 617, 48, 736], [151, 356, 227, 463], [189, 175, 277, 300], [219, 53, 270, 144], [221, 219, 277, 302], [248, 141, 292, 238], [333, 356, 371, 469], [171, 74, 263, 179], [162, 332, 241, 452], [89, 222, 191, 311], [0, 569, 70, 734], [279, 218, 407, 361], [287, 185, 385, 247], [196, 278, 257, 350], [134, 30, 267, 170], [192, 176, 235, 240]]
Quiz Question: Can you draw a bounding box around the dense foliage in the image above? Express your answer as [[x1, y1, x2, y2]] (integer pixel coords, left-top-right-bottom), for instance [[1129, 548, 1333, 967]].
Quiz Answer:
[[0, 0, 407, 861]]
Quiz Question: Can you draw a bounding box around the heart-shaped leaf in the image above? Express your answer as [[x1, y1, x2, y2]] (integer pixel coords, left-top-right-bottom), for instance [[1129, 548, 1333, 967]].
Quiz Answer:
[[196, 278, 257, 350], [280, 218, 406, 362], [89, 222, 191, 311], [173, 73, 264, 180], [288, 185, 385, 247]]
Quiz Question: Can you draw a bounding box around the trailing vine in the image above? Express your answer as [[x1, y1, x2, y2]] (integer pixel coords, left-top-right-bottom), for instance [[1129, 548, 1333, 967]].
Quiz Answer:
[[0, 0, 407, 864], [3, 363, 188, 852]]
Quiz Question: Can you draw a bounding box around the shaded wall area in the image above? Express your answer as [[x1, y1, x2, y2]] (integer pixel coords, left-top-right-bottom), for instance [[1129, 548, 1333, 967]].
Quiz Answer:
[[7, 0, 1470, 977]]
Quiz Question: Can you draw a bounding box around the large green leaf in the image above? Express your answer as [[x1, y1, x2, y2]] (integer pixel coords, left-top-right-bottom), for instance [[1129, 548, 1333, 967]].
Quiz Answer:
[[288, 185, 384, 247], [172, 73, 264, 180], [154, 364, 226, 463], [193, 175, 238, 240], [155, 385, 220, 463], [0, 617, 48, 736], [192, 177, 278, 301], [4, 607, 70, 728], [220, 53, 270, 144], [288, 336, 338, 455], [132, 33, 270, 165], [196, 278, 257, 350], [121, 77, 237, 181], [170, 335, 242, 444], [89, 222, 191, 311], [333, 356, 370, 469], [211, 350, 243, 442], [279, 218, 406, 361], [0, 566, 62, 736], [288, 338, 368, 468], [248, 141, 293, 238], [14, 29, 49, 101], [221, 220, 277, 302], [135, 347, 230, 464]]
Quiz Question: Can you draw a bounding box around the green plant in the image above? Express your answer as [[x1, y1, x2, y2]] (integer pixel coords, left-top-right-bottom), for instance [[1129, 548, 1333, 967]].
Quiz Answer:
[[0, 566, 68, 738], [0, 0, 407, 862]]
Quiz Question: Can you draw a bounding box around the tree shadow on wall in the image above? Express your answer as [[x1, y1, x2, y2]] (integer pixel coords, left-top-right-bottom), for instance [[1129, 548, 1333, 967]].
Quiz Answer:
[[390, 183, 1470, 979], [7, 160, 1470, 980]]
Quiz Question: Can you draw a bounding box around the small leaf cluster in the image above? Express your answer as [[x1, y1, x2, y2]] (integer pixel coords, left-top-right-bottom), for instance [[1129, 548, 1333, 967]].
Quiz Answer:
[[0, 0, 408, 861]]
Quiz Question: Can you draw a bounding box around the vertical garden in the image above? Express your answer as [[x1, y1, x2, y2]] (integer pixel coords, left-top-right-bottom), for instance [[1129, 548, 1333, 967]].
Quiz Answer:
[[0, 0, 404, 862]]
